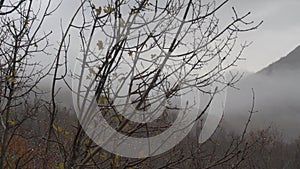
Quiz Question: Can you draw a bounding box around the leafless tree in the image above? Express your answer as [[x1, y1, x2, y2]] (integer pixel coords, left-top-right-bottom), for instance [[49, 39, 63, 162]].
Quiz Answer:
[[63, 0, 261, 168], [0, 0, 26, 16], [0, 0, 55, 168], [1, 0, 272, 169]]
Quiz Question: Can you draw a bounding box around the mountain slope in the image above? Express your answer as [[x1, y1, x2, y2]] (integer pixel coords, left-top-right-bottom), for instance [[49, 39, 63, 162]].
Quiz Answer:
[[258, 45, 300, 76], [224, 44, 300, 141]]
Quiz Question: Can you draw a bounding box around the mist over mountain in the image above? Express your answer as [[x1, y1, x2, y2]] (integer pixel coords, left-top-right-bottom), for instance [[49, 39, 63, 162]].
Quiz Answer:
[[37, 45, 300, 141], [258, 45, 300, 76], [224, 45, 300, 141]]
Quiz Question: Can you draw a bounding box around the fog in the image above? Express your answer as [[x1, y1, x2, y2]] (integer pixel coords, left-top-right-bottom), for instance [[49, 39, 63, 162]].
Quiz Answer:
[[38, 46, 300, 142], [224, 65, 300, 141]]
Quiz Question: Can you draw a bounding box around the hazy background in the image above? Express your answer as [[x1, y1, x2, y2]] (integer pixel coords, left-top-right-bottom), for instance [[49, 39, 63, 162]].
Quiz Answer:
[[38, 0, 300, 141], [224, 45, 300, 141], [225, 0, 300, 72], [39, 0, 300, 72]]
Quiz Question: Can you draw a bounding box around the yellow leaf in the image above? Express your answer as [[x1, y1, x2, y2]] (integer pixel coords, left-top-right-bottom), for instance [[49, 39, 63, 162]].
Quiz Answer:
[[64, 131, 70, 135], [97, 40, 104, 50], [84, 138, 90, 145], [11, 78, 16, 83], [113, 155, 120, 167], [103, 8, 109, 13], [151, 54, 157, 59], [24, 19, 29, 25], [128, 50, 133, 56], [120, 18, 125, 27], [112, 116, 118, 122], [87, 148, 93, 154], [52, 123, 58, 130], [7, 119, 16, 126], [100, 152, 107, 161], [52, 123, 63, 133], [58, 162, 64, 169], [57, 126, 63, 133], [104, 5, 111, 13], [143, 2, 149, 8], [103, 4, 115, 13], [96, 6, 102, 14], [98, 95, 106, 104], [123, 123, 130, 132], [89, 67, 95, 75]]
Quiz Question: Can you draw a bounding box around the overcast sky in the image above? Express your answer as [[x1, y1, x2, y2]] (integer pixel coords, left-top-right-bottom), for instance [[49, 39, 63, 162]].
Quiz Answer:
[[46, 0, 300, 73], [223, 0, 300, 72]]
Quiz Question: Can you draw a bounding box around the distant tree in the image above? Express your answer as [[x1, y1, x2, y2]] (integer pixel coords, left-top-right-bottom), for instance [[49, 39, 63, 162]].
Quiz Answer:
[[0, 0, 55, 168]]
